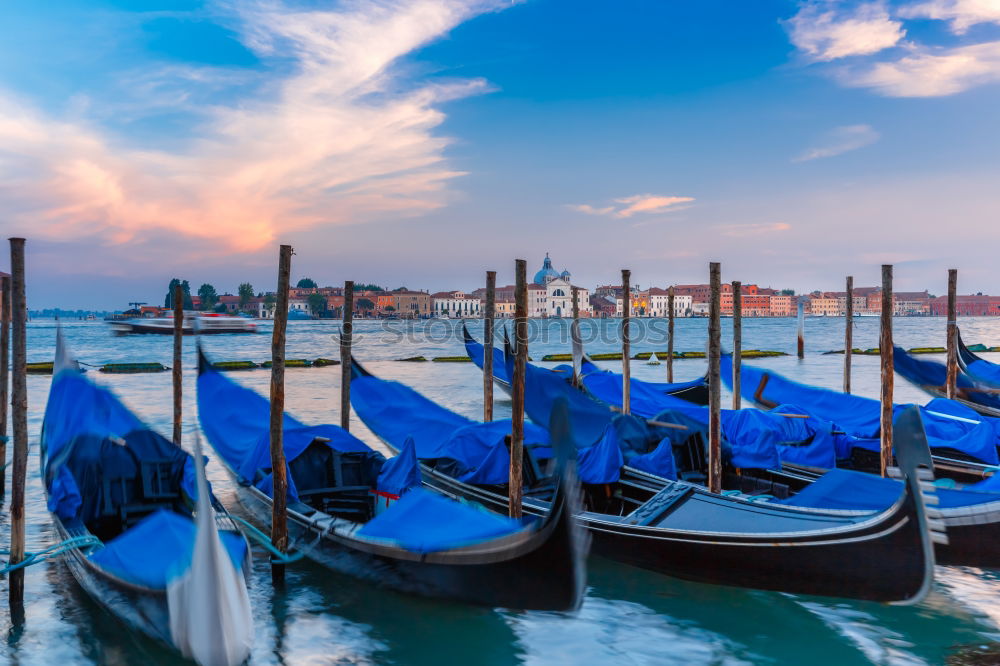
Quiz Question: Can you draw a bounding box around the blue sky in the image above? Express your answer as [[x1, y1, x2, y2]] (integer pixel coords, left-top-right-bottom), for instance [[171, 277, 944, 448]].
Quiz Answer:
[[2, 0, 999, 308]]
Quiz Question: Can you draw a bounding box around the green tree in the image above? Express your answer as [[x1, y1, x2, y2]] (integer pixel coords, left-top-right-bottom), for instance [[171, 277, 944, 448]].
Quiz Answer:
[[238, 282, 255, 312], [780, 289, 795, 296], [297, 278, 317, 289], [307, 293, 327, 315], [164, 278, 193, 309], [353, 283, 384, 292], [383, 305, 395, 312], [197, 283, 219, 311], [213, 303, 228, 314], [356, 297, 375, 312]]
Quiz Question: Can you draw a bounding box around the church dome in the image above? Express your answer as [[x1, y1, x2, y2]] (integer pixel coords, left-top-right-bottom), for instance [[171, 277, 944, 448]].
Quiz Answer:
[[560, 270, 571, 280], [533, 253, 561, 284]]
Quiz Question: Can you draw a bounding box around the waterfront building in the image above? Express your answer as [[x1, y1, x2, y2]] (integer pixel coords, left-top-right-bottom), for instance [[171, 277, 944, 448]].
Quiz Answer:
[[808, 292, 841, 317], [391, 290, 431, 318], [529, 253, 592, 317], [930, 294, 1000, 316], [431, 291, 482, 318], [590, 295, 617, 317]]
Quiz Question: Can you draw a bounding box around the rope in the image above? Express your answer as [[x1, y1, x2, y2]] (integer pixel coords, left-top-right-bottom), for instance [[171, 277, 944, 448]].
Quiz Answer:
[[229, 515, 305, 564], [0, 535, 103, 575]]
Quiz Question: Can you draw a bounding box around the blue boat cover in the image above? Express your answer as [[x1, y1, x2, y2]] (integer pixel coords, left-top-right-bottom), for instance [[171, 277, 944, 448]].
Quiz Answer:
[[88, 509, 247, 589], [198, 366, 373, 500], [894, 346, 1000, 413], [581, 371, 700, 419], [964, 358, 1000, 387], [626, 436, 678, 480], [356, 488, 526, 552], [377, 437, 422, 496], [776, 468, 1000, 511], [577, 425, 625, 484], [580, 364, 705, 397], [464, 332, 511, 384], [352, 371, 627, 484], [722, 354, 1000, 465]]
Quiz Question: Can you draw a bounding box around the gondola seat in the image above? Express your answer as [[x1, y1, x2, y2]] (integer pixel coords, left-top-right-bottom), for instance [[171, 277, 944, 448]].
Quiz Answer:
[[290, 441, 382, 522]]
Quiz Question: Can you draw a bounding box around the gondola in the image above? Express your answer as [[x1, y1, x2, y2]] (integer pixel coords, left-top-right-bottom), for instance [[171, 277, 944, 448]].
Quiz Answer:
[[350, 358, 942, 603], [958, 330, 1000, 386], [892, 345, 1000, 418], [722, 354, 1000, 566], [40, 336, 253, 664], [196, 348, 586, 611], [462, 324, 709, 405]]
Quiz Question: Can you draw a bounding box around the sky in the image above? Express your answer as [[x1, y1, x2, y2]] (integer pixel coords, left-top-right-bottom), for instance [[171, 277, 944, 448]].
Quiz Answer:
[[2, 0, 1000, 309]]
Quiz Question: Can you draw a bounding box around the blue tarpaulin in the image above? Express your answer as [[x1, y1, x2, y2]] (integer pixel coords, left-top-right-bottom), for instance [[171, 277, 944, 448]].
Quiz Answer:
[[88, 509, 247, 589], [356, 488, 526, 553], [464, 331, 511, 384], [626, 437, 678, 480], [377, 437, 422, 496], [895, 346, 1000, 413], [577, 425, 625, 484], [776, 468, 1000, 511]]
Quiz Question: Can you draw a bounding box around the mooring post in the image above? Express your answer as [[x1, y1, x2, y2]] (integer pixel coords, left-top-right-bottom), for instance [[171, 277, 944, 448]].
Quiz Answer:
[[797, 299, 805, 359], [708, 263, 722, 494], [172, 283, 183, 447], [341, 281, 354, 431], [844, 276, 853, 394], [269, 244, 292, 582], [571, 285, 581, 387], [8, 238, 27, 611], [0, 275, 10, 501], [510, 259, 527, 518], [484, 271, 496, 421], [732, 280, 742, 410], [667, 286, 675, 383], [621, 270, 631, 415], [880, 265, 894, 478], [946, 268, 958, 400]]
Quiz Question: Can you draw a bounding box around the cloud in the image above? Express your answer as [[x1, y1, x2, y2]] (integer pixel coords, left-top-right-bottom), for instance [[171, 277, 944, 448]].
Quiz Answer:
[[785, 2, 905, 61], [568, 194, 694, 218], [785, 0, 1000, 97], [838, 40, 1000, 96], [0, 0, 511, 263], [717, 222, 792, 237], [793, 124, 880, 161], [898, 0, 1000, 34]]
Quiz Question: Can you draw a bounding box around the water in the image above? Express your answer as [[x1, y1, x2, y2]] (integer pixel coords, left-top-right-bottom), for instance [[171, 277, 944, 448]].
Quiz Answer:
[[2, 316, 1000, 665]]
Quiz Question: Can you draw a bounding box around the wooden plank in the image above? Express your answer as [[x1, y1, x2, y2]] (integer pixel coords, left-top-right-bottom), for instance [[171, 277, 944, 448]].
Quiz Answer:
[[8, 237, 27, 611], [946, 268, 958, 400], [708, 262, 722, 494], [621, 270, 631, 415], [732, 280, 742, 410], [510, 259, 527, 518], [880, 264, 894, 478], [341, 281, 354, 431], [270, 244, 292, 582], [484, 271, 496, 421], [172, 283, 183, 447], [844, 276, 853, 394]]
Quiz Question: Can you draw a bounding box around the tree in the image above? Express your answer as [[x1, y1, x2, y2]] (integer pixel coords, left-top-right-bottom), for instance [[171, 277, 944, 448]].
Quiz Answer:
[[197, 283, 219, 311], [307, 293, 327, 315], [353, 283, 384, 292], [780, 289, 796, 296], [164, 278, 193, 309], [383, 305, 395, 312], [213, 303, 228, 314], [297, 278, 317, 289], [357, 297, 375, 312], [238, 282, 255, 312]]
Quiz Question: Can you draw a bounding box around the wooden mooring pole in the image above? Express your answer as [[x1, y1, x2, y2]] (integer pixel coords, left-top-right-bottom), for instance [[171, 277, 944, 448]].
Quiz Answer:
[[172, 284, 183, 447], [732, 281, 742, 410], [510, 259, 527, 518], [269, 244, 292, 582], [621, 270, 631, 415], [0, 275, 10, 501], [708, 263, 722, 494], [946, 268, 958, 400], [341, 281, 354, 431], [844, 276, 853, 394], [8, 238, 27, 612], [484, 271, 496, 421], [571, 285, 581, 387], [666, 286, 675, 383], [880, 265, 894, 478], [797, 299, 805, 359]]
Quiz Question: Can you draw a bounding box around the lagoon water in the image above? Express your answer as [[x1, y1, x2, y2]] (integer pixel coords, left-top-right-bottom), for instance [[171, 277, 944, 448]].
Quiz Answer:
[[3, 316, 1000, 665]]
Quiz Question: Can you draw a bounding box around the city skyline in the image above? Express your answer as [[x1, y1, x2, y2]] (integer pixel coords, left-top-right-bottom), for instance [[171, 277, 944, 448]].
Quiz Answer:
[[3, 1, 1000, 308]]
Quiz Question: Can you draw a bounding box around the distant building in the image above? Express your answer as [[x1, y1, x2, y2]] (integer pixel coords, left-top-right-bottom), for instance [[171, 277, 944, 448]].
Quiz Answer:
[[431, 291, 482, 318], [528, 253, 591, 317], [769, 294, 795, 317], [589, 295, 617, 317], [392, 290, 431, 318]]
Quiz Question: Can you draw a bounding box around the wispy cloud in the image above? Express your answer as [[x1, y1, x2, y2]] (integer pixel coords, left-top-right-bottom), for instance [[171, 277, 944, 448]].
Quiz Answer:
[[785, 2, 904, 61], [785, 0, 1000, 97], [717, 222, 792, 237], [0, 0, 512, 263], [898, 0, 1000, 34], [793, 124, 880, 161], [568, 194, 694, 218]]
